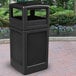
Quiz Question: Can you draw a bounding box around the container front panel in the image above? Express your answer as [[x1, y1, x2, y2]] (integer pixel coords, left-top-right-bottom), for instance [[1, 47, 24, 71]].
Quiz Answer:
[[27, 30, 48, 66]]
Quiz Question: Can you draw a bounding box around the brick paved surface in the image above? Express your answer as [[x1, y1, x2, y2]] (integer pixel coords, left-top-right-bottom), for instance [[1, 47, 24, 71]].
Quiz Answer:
[[0, 41, 76, 76]]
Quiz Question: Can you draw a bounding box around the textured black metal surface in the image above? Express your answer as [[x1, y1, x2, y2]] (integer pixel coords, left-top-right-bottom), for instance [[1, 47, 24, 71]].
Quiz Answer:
[[27, 31, 47, 66], [10, 2, 49, 75]]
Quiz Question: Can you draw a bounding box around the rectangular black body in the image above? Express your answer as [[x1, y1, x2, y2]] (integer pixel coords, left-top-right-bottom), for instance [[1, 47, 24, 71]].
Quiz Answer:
[[9, 2, 49, 75]]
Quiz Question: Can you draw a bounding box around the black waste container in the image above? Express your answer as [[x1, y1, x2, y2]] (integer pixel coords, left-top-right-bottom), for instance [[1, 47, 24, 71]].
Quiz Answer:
[[9, 1, 49, 75]]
